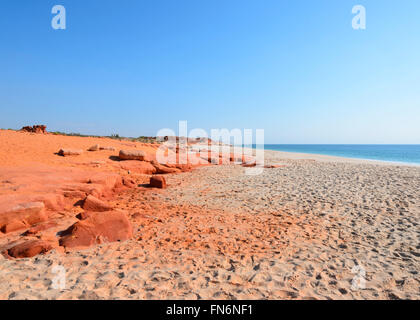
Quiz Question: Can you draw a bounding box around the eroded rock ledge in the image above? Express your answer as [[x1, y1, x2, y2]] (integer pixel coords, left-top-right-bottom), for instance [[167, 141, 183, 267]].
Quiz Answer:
[[0, 130, 258, 259]]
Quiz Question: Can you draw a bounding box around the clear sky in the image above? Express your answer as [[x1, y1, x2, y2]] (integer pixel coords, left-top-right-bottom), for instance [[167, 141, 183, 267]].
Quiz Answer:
[[1, 0, 419, 143]]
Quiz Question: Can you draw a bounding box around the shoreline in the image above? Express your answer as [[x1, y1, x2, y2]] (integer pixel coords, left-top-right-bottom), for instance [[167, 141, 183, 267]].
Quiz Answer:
[[254, 147, 420, 167]]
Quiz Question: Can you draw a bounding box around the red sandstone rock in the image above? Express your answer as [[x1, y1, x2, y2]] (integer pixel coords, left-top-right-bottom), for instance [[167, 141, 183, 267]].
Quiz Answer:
[[21, 125, 47, 134], [119, 149, 146, 161], [24, 221, 58, 235], [120, 161, 157, 174], [76, 211, 92, 220], [122, 177, 137, 188], [154, 165, 180, 174], [32, 193, 65, 211], [62, 189, 89, 199], [59, 211, 133, 249], [7, 240, 53, 258], [150, 176, 166, 189], [87, 173, 124, 197], [59, 173, 124, 200], [0, 131, 212, 257], [88, 144, 100, 151], [151, 161, 181, 174], [82, 195, 113, 212], [164, 162, 193, 172], [0, 194, 64, 214], [58, 148, 83, 156], [100, 146, 116, 151], [2, 220, 28, 234], [61, 183, 102, 199], [0, 202, 47, 234]]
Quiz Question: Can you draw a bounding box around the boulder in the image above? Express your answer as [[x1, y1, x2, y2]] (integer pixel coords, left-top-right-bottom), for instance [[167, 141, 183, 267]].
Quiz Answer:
[[88, 144, 100, 151], [82, 195, 113, 212], [59, 211, 133, 249], [150, 176, 166, 189], [6, 240, 53, 258], [119, 149, 146, 161], [58, 149, 83, 156]]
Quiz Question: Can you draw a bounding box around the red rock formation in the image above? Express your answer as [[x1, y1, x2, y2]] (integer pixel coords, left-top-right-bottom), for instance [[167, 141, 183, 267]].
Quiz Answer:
[[0, 130, 220, 258], [122, 177, 137, 188], [76, 211, 93, 220], [24, 221, 58, 235], [0, 168, 127, 211], [87, 173, 123, 194], [82, 195, 113, 212], [120, 160, 157, 174], [87, 144, 100, 151], [6, 240, 53, 258], [100, 146, 116, 151], [59, 211, 133, 249], [58, 148, 83, 156], [0, 202, 48, 234], [119, 149, 146, 160], [150, 176, 166, 189], [152, 162, 181, 174], [21, 125, 47, 134]]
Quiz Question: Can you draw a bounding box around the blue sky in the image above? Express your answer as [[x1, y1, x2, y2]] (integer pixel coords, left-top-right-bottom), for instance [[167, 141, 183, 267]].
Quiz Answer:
[[0, 0, 419, 143]]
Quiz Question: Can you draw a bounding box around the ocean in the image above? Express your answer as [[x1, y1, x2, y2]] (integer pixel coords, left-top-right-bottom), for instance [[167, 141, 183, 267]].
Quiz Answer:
[[257, 144, 420, 165]]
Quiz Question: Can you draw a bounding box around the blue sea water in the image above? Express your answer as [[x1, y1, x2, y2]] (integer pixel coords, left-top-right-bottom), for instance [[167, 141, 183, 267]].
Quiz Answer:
[[257, 145, 420, 165]]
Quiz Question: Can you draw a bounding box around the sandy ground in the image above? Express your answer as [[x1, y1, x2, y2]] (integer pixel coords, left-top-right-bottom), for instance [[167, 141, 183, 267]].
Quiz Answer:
[[0, 131, 419, 299]]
